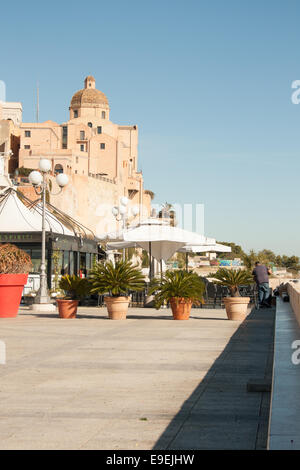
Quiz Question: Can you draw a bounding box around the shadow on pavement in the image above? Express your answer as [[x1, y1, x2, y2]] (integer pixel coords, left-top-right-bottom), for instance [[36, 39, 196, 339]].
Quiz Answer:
[[153, 307, 275, 450]]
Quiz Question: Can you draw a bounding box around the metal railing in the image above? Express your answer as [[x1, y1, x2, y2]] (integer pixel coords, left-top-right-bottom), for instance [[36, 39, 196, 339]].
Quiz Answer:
[[77, 283, 259, 310], [88, 173, 116, 184]]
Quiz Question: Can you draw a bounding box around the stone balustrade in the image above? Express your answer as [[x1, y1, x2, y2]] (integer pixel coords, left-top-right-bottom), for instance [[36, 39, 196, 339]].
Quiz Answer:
[[268, 281, 300, 449], [287, 282, 300, 327]]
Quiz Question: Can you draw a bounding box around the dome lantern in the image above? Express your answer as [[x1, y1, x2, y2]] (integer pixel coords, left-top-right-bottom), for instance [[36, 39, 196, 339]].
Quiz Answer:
[[70, 76, 109, 120], [84, 76, 95, 89]]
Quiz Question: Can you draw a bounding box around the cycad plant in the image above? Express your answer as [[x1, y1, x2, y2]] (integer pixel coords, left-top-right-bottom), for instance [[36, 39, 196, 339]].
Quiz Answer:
[[211, 268, 253, 297], [148, 270, 205, 310], [89, 260, 145, 297], [59, 274, 91, 300], [0, 243, 32, 274]]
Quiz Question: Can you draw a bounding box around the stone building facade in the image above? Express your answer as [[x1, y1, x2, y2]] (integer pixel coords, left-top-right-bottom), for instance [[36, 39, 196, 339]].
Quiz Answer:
[[0, 101, 22, 126], [16, 76, 152, 236], [0, 101, 21, 186]]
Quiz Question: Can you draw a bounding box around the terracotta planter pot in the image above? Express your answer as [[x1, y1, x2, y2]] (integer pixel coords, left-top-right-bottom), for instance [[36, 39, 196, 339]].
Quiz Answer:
[[104, 296, 130, 320], [0, 273, 28, 318], [57, 299, 78, 318], [170, 297, 193, 320], [223, 297, 250, 321]]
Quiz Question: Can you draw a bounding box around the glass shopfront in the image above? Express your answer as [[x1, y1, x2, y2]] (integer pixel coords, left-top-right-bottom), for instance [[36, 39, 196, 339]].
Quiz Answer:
[[0, 232, 101, 288], [12, 244, 49, 274]]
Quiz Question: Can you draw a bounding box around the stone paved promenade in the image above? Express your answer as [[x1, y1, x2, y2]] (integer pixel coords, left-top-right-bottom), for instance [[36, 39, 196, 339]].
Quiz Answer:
[[0, 306, 274, 450]]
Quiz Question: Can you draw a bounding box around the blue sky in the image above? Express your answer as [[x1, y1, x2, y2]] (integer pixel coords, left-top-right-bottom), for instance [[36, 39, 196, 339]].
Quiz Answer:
[[2, 0, 300, 255]]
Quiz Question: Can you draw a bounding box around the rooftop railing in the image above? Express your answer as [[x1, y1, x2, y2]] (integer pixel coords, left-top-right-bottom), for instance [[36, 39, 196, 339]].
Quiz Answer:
[[88, 173, 116, 184]]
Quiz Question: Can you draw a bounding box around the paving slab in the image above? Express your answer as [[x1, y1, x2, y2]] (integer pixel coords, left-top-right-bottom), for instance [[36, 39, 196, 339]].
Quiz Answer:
[[0, 305, 274, 449]]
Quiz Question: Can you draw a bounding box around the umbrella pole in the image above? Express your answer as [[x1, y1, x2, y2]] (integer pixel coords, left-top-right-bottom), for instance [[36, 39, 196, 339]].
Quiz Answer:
[[149, 241, 152, 280], [160, 260, 163, 280], [185, 253, 188, 272]]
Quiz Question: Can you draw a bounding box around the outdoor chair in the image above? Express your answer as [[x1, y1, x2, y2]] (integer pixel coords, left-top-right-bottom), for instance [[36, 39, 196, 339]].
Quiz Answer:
[[129, 289, 147, 307], [239, 284, 255, 301], [205, 282, 217, 309], [215, 285, 229, 308]]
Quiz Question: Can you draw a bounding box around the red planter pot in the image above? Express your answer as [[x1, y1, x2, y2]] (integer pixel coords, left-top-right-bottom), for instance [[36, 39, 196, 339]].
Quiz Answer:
[[170, 297, 193, 320], [0, 274, 28, 318], [57, 299, 79, 318]]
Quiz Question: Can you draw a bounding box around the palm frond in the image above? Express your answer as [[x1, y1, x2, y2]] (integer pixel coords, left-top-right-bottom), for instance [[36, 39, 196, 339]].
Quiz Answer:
[[210, 268, 253, 296], [89, 260, 145, 297], [59, 275, 91, 300], [149, 270, 205, 310]]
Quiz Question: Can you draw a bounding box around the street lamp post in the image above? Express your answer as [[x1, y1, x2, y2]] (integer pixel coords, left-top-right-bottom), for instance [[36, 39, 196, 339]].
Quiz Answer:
[[28, 159, 69, 311], [0, 149, 13, 185], [112, 197, 139, 261]]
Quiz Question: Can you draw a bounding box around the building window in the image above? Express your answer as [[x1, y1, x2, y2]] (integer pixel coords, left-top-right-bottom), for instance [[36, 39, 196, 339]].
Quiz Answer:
[[100, 143, 105, 150], [80, 130, 85, 140], [25, 130, 31, 137], [102, 111, 106, 119], [24, 145, 30, 149], [74, 110, 78, 118], [97, 126, 102, 134], [88, 122, 92, 128], [54, 164, 63, 174], [62, 126, 68, 149], [80, 144, 85, 152], [76, 157, 79, 164], [75, 170, 78, 174]]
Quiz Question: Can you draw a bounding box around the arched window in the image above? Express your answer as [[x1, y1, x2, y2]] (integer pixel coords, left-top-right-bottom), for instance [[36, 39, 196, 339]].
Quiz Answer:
[[101, 111, 106, 119], [88, 122, 92, 128], [54, 164, 63, 174]]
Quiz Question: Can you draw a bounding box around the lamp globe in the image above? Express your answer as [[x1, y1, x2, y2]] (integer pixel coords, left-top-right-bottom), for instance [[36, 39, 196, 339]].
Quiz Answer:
[[56, 173, 69, 188], [28, 170, 43, 186], [131, 205, 139, 217], [119, 205, 127, 215], [120, 196, 128, 207], [39, 159, 51, 173]]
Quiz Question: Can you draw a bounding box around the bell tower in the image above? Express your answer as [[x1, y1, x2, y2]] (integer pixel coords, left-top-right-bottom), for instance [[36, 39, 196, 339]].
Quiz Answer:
[[84, 76, 96, 89]]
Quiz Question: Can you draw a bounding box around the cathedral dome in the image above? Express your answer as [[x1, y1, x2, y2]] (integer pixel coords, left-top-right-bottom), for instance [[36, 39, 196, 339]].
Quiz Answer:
[[70, 76, 109, 109]]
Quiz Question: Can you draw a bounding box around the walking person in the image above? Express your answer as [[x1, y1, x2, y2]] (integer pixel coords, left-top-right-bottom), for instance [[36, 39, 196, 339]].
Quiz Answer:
[[252, 261, 272, 308]]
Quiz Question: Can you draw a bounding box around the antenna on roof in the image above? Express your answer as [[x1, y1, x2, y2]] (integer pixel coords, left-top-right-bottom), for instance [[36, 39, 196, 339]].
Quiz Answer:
[[36, 81, 39, 123]]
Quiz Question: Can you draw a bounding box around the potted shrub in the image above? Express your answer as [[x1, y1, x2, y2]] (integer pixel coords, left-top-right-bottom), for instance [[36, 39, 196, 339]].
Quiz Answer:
[[211, 268, 254, 320], [89, 260, 145, 320], [0, 243, 32, 318], [148, 270, 205, 320], [57, 274, 91, 318], [23, 291, 37, 306]]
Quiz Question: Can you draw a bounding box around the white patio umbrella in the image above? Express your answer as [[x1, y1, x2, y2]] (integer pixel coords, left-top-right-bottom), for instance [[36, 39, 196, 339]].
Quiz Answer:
[[106, 222, 215, 262], [178, 243, 232, 254], [104, 220, 215, 278], [178, 243, 232, 271]]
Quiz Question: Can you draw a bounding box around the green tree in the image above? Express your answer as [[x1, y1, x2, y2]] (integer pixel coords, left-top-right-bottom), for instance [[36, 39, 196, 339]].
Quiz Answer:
[[217, 242, 246, 260], [242, 249, 257, 269], [257, 249, 276, 265], [282, 255, 300, 270]]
